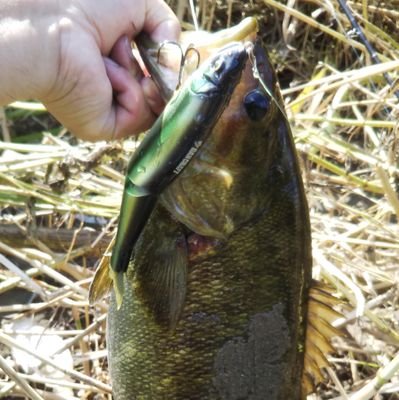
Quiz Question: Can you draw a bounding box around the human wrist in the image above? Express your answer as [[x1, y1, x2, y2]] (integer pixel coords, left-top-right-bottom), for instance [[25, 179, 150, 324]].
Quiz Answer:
[[0, 0, 61, 105]]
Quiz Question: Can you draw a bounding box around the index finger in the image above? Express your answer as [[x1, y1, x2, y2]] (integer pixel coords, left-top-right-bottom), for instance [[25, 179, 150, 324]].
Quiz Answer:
[[143, 0, 181, 42]]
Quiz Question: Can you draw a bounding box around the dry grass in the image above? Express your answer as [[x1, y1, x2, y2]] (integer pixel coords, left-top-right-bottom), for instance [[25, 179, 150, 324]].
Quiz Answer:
[[0, 0, 398, 399]]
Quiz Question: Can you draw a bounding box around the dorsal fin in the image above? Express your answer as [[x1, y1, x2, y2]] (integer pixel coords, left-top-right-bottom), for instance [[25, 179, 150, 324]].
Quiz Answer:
[[302, 281, 346, 396], [89, 234, 128, 309]]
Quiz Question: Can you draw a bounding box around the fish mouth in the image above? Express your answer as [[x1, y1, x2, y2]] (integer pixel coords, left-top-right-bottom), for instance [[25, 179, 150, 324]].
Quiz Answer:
[[135, 17, 259, 101]]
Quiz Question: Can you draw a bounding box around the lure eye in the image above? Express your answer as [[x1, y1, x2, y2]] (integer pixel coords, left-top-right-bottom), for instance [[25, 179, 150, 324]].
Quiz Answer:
[[212, 59, 226, 74], [243, 89, 270, 121]]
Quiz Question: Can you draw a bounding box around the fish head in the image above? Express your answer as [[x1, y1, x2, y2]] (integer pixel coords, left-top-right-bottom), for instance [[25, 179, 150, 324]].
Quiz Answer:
[[137, 18, 283, 239]]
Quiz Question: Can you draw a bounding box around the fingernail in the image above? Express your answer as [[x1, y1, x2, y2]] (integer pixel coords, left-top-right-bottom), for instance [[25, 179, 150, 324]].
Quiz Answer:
[[124, 36, 135, 62]]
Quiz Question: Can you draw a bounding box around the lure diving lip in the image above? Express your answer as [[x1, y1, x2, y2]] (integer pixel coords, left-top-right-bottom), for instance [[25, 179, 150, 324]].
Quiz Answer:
[[110, 42, 249, 274]]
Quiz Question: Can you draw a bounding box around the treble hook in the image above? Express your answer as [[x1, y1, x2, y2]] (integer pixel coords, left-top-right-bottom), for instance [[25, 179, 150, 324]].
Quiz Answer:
[[176, 45, 201, 89], [157, 41, 201, 89], [157, 41, 184, 65], [182, 45, 201, 76]]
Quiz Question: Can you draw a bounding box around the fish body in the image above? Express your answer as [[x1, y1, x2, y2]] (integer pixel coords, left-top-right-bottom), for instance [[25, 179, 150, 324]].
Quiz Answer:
[[106, 20, 312, 400]]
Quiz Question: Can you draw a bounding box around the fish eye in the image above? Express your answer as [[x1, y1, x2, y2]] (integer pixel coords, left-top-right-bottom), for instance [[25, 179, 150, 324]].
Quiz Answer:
[[243, 89, 270, 121]]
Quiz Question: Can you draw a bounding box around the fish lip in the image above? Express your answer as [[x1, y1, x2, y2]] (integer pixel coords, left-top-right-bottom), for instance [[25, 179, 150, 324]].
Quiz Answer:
[[188, 17, 258, 48]]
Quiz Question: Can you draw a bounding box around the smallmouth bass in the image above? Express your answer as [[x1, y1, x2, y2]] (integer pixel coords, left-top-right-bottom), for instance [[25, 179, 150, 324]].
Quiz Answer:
[[90, 17, 342, 400]]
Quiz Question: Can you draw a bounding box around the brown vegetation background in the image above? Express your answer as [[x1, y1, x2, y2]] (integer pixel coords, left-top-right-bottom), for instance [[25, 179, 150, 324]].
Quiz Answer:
[[0, 0, 398, 399]]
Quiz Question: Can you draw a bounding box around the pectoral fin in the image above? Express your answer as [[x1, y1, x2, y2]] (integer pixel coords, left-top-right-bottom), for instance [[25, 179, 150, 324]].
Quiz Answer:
[[134, 211, 188, 329]]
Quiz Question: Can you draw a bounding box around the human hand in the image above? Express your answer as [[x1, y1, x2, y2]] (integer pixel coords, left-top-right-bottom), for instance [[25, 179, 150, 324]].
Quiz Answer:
[[0, 0, 180, 141]]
